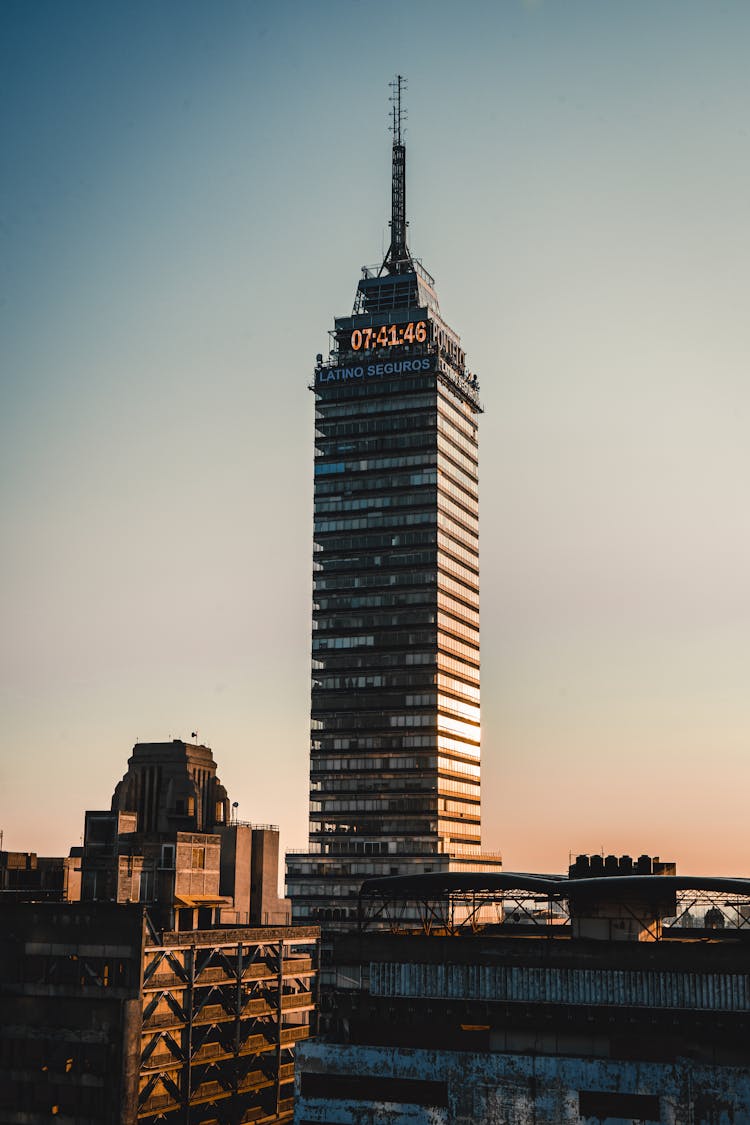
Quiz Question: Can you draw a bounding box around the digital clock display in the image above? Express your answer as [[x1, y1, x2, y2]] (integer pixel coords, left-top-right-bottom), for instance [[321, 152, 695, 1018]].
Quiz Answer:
[[349, 320, 428, 351]]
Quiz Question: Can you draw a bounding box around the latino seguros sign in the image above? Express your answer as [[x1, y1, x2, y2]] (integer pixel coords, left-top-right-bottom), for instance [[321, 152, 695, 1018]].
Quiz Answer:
[[316, 356, 434, 385]]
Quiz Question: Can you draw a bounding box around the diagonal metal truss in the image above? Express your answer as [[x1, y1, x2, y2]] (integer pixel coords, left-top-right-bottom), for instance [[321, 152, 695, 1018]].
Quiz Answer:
[[137, 931, 317, 1123]]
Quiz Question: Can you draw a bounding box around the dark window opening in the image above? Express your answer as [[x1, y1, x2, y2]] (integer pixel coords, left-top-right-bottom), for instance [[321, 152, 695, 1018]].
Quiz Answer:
[[301, 1073, 448, 1107], [579, 1090, 660, 1121]]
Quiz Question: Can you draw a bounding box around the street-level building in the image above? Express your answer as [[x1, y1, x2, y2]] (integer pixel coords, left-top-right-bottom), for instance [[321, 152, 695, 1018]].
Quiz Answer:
[[0, 902, 317, 1125], [295, 864, 750, 1125], [0, 738, 319, 1124]]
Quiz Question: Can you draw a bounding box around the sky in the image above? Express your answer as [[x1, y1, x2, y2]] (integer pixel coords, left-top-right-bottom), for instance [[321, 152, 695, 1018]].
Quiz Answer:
[[2, 0, 749, 878]]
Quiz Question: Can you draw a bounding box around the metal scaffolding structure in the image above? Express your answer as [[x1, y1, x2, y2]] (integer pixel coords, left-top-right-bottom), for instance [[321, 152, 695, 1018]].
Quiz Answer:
[[138, 928, 317, 1124], [357, 872, 750, 938]]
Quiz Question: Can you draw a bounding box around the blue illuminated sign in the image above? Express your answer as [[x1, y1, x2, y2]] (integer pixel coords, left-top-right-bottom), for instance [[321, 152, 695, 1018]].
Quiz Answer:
[[316, 356, 434, 385]]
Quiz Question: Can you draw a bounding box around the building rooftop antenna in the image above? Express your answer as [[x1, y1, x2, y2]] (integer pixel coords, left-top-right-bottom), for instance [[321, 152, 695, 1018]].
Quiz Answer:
[[382, 74, 412, 276]]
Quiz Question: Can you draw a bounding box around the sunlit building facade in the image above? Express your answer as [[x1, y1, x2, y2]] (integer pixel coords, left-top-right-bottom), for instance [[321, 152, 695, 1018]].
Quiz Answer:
[[286, 79, 501, 928]]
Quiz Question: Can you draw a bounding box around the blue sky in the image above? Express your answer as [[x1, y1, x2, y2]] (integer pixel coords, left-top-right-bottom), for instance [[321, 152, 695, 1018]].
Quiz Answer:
[[2, 0, 750, 875]]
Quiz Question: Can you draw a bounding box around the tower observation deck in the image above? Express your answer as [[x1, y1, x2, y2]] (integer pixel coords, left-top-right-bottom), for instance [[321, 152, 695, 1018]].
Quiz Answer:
[[286, 79, 502, 931]]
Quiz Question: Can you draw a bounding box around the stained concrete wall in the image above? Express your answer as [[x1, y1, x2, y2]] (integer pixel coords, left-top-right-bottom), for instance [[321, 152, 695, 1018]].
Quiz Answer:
[[295, 1041, 750, 1125], [218, 824, 253, 923], [251, 829, 290, 925], [0, 902, 145, 1124]]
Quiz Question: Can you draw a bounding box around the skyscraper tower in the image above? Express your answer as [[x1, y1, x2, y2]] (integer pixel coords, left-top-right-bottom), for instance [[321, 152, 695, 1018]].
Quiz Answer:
[[286, 79, 502, 928]]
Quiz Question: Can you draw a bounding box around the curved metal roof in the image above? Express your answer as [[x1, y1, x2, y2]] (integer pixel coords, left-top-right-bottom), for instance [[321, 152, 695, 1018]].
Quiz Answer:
[[359, 871, 750, 901]]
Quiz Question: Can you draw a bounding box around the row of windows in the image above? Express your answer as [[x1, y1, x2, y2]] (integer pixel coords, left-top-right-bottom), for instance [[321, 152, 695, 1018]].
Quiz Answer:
[[316, 392, 435, 420], [439, 696, 481, 723], [312, 733, 437, 751], [315, 489, 435, 516], [438, 590, 480, 627], [314, 565, 435, 591], [439, 570, 480, 613], [438, 511, 479, 554], [438, 471, 478, 512], [19, 952, 132, 988], [312, 797, 437, 814], [314, 451, 437, 477], [437, 433, 478, 480], [440, 456, 479, 496], [440, 639, 481, 670], [437, 411, 477, 463], [438, 819, 481, 839], [312, 774, 440, 794], [318, 429, 434, 459], [313, 671, 435, 691], [438, 735, 482, 761], [438, 383, 477, 428], [438, 672, 480, 703], [313, 692, 435, 718], [310, 819, 438, 836], [312, 713, 430, 732], [440, 531, 481, 576], [437, 494, 478, 541], [438, 651, 480, 684], [437, 391, 478, 443], [312, 755, 426, 772], [441, 797, 480, 815], [314, 625, 436, 652], [310, 781, 479, 804], [438, 633, 480, 666], [438, 754, 481, 776], [315, 510, 437, 535], [440, 777, 481, 797], [312, 651, 436, 674], [315, 469, 437, 497], [315, 373, 435, 403], [314, 528, 436, 555], [287, 859, 396, 878], [439, 538, 479, 584], [438, 486, 479, 531], [438, 468, 479, 513], [439, 607, 480, 642], [438, 567, 479, 604], [312, 634, 374, 650], [440, 625, 480, 661], [315, 556, 435, 580], [287, 882, 348, 897], [317, 412, 435, 441], [314, 590, 434, 612], [438, 714, 480, 742], [314, 609, 435, 630]]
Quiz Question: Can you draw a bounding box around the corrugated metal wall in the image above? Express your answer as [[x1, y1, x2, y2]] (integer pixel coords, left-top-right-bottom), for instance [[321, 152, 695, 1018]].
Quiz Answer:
[[372, 961, 750, 1011]]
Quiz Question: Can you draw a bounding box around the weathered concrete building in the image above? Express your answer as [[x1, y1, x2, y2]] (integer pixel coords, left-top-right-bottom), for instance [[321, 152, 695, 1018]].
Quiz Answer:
[[0, 739, 319, 1124], [0, 848, 80, 901], [79, 740, 290, 929], [294, 864, 750, 1124], [0, 901, 317, 1124]]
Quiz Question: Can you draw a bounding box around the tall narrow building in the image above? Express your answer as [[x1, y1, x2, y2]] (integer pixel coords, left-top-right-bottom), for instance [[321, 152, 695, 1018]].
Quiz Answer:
[[287, 79, 501, 928]]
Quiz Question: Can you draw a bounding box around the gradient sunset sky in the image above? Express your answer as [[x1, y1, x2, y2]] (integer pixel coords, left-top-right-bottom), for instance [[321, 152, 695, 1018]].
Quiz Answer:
[[2, 0, 749, 876]]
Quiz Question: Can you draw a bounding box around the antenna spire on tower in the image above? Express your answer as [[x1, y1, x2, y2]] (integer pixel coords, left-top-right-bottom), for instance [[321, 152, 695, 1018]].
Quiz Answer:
[[390, 72, 406, 145], [382, 75, 411, 275]]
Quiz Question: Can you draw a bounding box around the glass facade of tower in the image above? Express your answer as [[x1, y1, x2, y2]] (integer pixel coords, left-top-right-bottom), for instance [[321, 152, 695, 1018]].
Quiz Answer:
[[287, 263, 502, 928]]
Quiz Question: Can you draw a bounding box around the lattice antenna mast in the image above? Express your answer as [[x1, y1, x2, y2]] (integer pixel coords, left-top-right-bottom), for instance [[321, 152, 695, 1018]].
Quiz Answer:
[[382, 75, 412, 275]]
